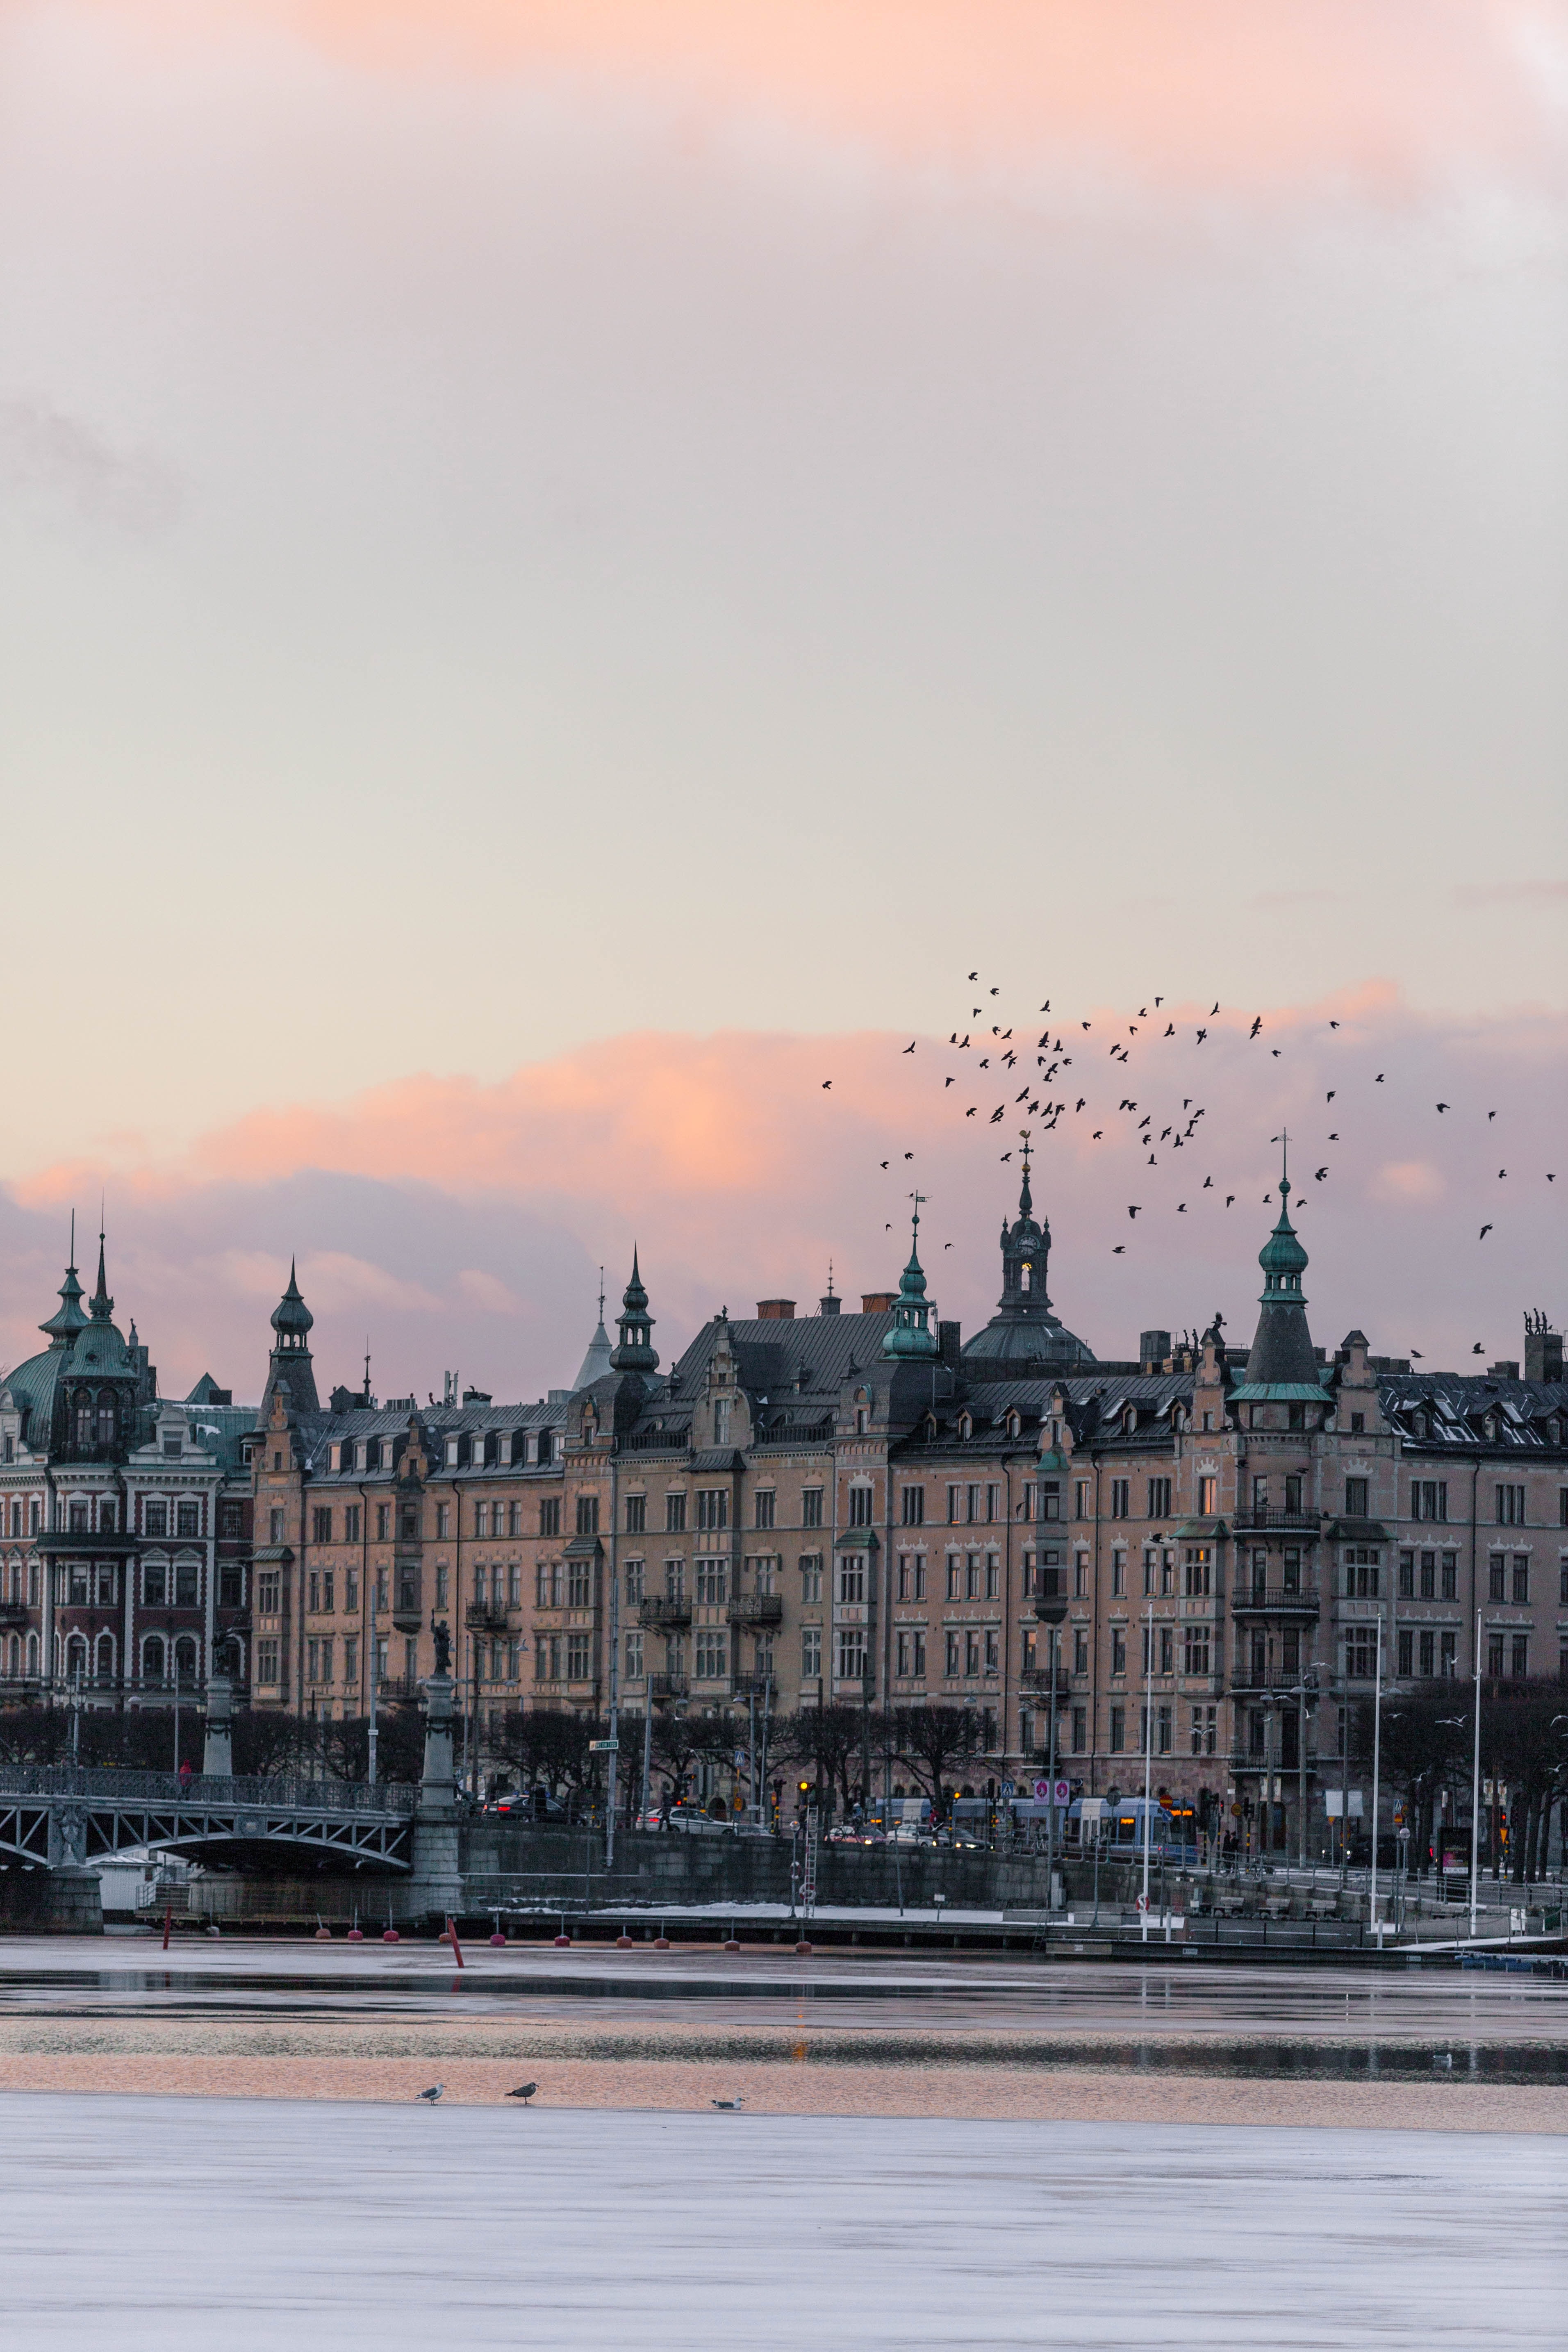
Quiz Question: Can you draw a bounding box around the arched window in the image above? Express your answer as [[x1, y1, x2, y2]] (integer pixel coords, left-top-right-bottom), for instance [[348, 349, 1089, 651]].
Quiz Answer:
[[5, 1633, 18, 1678], [73, 1393, 94, 1451], [95, 1630, 115, 1684], [26, 1632, 39, 1677], [174, 1635, 199, 1686], [65, 1633, 88, 1684], [141, 1635, 166, 1687], [1020, 1262, 1031, 1291]]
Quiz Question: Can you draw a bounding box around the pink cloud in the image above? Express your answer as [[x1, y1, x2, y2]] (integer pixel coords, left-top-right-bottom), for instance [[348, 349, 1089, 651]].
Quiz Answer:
[[5, 990, 1562, 1404], [278, 0, 1564, 198]]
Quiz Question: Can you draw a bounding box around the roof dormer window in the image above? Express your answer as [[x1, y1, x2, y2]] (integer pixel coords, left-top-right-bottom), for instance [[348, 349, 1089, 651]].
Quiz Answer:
[[1005, 1410, 1021, 1440], [958, 1412, 973, 1442]]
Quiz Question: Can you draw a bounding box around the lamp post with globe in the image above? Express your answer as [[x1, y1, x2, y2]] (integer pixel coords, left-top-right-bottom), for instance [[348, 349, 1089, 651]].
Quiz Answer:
[[1034, 1590, 1069, 1903]]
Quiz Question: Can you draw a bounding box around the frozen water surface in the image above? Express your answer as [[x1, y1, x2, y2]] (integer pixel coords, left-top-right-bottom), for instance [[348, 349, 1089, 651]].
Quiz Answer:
[[0, 2096, 1561, 2350]]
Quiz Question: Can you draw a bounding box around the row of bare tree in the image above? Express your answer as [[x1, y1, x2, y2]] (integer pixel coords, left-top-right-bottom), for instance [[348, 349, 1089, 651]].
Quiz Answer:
[[1350, 1678, 1567, 1883]]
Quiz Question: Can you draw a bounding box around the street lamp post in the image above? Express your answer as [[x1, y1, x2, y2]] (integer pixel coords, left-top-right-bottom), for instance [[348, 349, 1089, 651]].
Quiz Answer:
[[1469, 1610, 1483, 1939], [1034, 1591, 1068, 1909]]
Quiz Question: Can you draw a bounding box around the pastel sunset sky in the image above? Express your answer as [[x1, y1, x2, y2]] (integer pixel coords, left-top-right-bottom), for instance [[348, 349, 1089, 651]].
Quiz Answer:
[[1, 0, 1563, 1399]]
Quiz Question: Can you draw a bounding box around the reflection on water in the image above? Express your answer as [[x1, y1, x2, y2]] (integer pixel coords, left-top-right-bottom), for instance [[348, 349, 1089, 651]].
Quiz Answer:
[[1, 2098, 1559, 2350]]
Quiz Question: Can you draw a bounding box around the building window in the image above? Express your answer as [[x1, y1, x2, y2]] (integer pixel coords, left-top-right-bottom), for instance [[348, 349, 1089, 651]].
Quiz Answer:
[[696, 1558, 728, 1605], [311, 1507, 332, 1544], [174, 1500, 198, 1539], [837, 1557, 865, 1605], [798, 1553, 822, 1603], [946, 1555, 962, 1601], [374, 1503, 389, 1541], [1510, 1634, 1529, 1680], [1183, 1625, 1209, 1675], [576, 1494, 600, 1535], [1146, 1478, 1171, 1521], [175, 1560, 200, 1607], [624, 1631, 643, 1679], [801, 1628, 821, 1678], [1397, 1629, 1414, 1676], [539, 1498, 561, 1538], [256, 1639, 279, 1685], [801, 1489, 823, 1529], [1412, 1480, 1448, 1523], [1197, 1475, 1217, 1516], [1495, 1485, 1525, 1527], [897, 1554, 926, 1601], [1345, 1630, 1377, 1679], [1488, 1555, 1505, 1602], [848, 1486, 873, 1528], [566, 1632, 592, 1680], [1344, 1476, 1369, 1518], [1111, 1628, 1126, 1677], [567, 1558, 592, 1607], [945, 1631, 961, 1677], [1398, 1551, 1415, 1598], [1109, 1480, 1129, 1520], [946, 1484, 962, 1524], [900, 1485, 925, 1527], [1109, 1705, 1125, 1753], [754, 1490, 776, 1530], [695, 1630, 728, 1680], [144, 1500, 168, 1538], [1512, 1556, 1529, 1603], [342, 1504, 360, 1542]]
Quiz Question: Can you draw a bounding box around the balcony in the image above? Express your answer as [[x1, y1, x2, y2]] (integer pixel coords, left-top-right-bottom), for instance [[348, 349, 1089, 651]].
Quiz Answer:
[[638, 1596, 692, 1631], [464, 1603, 515, 1637], [731, 1673, 778, 1703], [1231, 1672, 1315, 1698], [391, 1599, 422, 1634], [646, 1672, 690, 1702], [726, 1592, 783, 1628], [1019, 1665, 1073, 1698], [1232, 1583, 1320, 1617], [0, 1601, 29, 1629], [1231, 1508, 1322, 1535], [376, 1676, 421, 1702]]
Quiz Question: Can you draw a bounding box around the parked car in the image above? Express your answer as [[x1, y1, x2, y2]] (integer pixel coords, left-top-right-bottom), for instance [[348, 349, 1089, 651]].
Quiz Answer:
[[487, 1787, 566, 1819]]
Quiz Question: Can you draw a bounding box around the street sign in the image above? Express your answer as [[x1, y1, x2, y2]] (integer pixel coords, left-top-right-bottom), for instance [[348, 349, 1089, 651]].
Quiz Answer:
[[588, 1739, 619, 1752], [1033, 1778, 1049, 1799], [1053, 1778, 1071, 1805], [999, 1780, 1015, 1799]]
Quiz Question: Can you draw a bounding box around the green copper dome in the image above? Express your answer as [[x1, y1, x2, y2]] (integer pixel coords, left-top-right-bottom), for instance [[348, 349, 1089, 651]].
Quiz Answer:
[[883, 1201, 938, 1360]]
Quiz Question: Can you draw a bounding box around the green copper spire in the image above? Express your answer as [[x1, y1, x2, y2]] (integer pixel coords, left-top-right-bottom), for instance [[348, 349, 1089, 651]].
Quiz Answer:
[[40, 1218, 89, 1345], [882, 1195, 938, 1360], [1238, 1133, 1320, 1392], [610, 1246, 659, 1374]]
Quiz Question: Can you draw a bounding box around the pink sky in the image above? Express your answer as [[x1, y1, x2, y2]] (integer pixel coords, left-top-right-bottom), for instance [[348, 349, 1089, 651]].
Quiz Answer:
[[5, 988, 1561, 1403]]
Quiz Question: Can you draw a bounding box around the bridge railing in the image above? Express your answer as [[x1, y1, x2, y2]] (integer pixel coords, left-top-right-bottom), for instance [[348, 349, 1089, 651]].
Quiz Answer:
[[0, 1765, 418, 1815]]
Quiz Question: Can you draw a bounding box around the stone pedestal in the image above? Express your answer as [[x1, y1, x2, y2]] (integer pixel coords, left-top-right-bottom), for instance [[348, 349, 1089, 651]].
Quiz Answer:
[[409, 1669, 462, 1917], [203, 1672, 234, 1779], [0, 1866, 106, 1935]]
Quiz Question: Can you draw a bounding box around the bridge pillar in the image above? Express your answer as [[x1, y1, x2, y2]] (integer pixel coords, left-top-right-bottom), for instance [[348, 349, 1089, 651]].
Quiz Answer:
[[203, 1672, 234, 1778], [410, 1670, 462, 1916]]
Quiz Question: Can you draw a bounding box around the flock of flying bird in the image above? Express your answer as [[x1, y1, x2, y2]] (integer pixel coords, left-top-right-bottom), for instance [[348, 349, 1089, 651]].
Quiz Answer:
[[816, 974, 1557, 1295]]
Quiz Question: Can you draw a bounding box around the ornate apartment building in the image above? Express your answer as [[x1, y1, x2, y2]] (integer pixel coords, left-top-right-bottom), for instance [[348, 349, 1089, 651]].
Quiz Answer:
[[3, 1170, 1564, 1840], [0, 1238, 253, 1704]]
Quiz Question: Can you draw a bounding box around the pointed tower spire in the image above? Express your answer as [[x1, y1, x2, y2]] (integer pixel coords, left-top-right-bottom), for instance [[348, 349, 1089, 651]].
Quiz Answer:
[[89, 1223, 114, 1323], [263, 1257, 318, 1417], [1240, 1136, 1319, 1391], [883, 1194, 938, 1359], [572, 1269, 614, 1391], [609, 1247, 659, 1374], [40, 1218, 88, 1345]]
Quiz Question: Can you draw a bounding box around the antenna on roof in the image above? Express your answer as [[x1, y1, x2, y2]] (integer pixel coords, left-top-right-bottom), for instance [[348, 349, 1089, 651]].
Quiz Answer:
[[827, 1258, 835, 1300], [598, 1266, 605, 1323]]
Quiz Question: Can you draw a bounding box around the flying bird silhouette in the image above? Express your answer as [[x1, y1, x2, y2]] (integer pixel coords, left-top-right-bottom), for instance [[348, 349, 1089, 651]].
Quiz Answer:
[[1225, 1195, 1235, 1206], [1479, 1225, 1493, 1239], [1376, 1073, 1384, 1082], [1210, 1002, 1219, 1015], [1314, 1167, 1329, 1181], [1472, 1343, 1485, 1355], [1249, 1017, 1262, 1038], [1128, 1205, 1142, 1218], [1329, 1020, 1340, 1029], [1113, 1244, 1126, 1253], [821, 1080, 831, 1089], [903, 1041, 915, 1053], [1436, 1103, 1449, 1113]]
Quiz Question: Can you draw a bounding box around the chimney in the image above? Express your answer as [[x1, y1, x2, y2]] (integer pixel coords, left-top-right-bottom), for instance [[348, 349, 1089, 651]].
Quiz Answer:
[[938, 1321, 962, 1368], [819, 1293, 841, 1316], [861, 1293, 896, 1313], [1486, 1361, 1520, 1382], [1140, 1329, 1172, 1375], [1524, 1318, 1563, 1382], [756, 1300, 795, 1321]]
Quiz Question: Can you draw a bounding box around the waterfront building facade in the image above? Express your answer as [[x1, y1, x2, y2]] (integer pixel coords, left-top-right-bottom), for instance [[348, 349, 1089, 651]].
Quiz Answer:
[[2, 1179, 1563, 1850]]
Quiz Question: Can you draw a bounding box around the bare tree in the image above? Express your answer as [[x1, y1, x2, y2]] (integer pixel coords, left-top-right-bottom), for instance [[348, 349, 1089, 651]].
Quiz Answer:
[[885, 1704, 981, 1819]]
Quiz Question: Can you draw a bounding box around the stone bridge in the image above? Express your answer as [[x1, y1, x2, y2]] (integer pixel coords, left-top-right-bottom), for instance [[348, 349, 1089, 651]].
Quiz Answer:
[[0, 1766, 417, 1872]]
